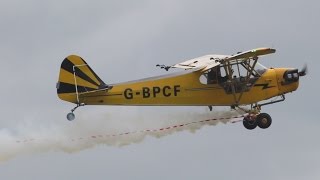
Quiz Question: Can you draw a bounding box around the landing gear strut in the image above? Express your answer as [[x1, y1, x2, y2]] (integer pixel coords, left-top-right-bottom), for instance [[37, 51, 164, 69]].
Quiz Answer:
[[238, 105, 272, 130], [66, 103, 85, 121]]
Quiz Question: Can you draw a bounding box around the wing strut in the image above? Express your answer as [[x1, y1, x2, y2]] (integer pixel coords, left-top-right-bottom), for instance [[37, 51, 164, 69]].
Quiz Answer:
[[221, 56, 260, 106], [235, 57, 259, 104]]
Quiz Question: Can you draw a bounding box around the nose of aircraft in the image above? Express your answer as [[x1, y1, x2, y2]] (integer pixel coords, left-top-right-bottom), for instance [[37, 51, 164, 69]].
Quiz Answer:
[[283, 68, 299, 83], [274, 65, 307, 95]]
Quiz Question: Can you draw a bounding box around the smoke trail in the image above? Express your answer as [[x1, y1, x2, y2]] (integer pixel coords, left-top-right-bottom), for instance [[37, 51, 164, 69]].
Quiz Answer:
[[0, 107, 244, 162]]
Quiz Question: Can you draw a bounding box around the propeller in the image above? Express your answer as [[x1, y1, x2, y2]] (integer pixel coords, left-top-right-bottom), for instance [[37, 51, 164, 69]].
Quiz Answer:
[[298, 64, 308, 77]]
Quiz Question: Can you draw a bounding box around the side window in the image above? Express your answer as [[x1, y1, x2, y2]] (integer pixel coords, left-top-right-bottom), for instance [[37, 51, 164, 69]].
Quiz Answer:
[[207, 67, 218, 84], [218, 65, 228, 83], [199, 73, 208, 84], [234, 63, 248, 79], [199, 66, 221, 85]]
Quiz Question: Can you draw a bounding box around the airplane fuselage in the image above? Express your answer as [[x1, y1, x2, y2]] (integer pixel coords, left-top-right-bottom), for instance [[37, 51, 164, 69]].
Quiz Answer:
[[76, 68, 298, 106]]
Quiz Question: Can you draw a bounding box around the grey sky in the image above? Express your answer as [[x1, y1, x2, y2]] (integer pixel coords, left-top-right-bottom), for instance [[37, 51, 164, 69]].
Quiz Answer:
[[0, 0, 319, 179]]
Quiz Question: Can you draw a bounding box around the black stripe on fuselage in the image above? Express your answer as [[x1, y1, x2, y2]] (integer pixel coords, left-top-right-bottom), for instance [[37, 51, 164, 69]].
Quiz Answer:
[[254, 83, 275, 90], [185, 86, 223, 91]]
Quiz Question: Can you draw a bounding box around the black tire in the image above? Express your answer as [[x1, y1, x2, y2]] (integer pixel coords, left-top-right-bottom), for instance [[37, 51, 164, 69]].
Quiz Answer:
[[243, 117, 257, 130], [257, 113, 272, 129]]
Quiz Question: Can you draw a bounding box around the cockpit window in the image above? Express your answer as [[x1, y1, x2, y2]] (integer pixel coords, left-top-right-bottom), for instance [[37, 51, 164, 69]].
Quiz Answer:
[[199, 60, 264, 95], [200, 66, 228, 85], [254, 62, 267, 75], [207, 67, 219, 84], [199, 67, 221, 84]]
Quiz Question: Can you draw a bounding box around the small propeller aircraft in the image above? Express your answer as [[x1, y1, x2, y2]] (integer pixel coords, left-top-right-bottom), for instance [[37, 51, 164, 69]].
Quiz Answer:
[[56, 47, 307, 130]]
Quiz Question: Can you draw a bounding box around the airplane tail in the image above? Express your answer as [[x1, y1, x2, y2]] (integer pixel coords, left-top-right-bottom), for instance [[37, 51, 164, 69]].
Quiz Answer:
[[56, 55, 107, 104]]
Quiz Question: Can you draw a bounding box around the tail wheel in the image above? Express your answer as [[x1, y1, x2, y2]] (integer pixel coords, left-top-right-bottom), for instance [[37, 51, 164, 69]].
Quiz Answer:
[[257, 113, 272, 129], [243, 116, 257, 130], [67, 112, 75, 121]]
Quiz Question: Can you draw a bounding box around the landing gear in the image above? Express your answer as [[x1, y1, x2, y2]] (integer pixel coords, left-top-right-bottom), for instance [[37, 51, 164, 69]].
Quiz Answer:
[[66, 103, 85, 121], [237, 105, 272, 130], [67, 112, 75, 121], [257, 113, 272, 129], [242, 112, 272, 130], [243, 114, 257, 130]]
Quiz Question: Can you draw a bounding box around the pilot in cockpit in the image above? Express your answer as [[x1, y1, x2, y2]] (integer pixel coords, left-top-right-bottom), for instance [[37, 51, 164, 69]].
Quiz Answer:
[[207, 67, 221, 84]]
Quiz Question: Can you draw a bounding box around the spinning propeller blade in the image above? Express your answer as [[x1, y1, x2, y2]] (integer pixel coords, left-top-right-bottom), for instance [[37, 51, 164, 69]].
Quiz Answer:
[[298, 64, 308, 77]]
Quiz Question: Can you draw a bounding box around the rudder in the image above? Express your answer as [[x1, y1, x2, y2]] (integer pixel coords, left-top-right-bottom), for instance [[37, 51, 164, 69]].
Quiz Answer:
[[57, 55, 107, 104]]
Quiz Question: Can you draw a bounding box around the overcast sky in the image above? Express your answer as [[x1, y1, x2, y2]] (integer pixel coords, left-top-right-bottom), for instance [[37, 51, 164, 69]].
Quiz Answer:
[[0, 0, 319, 179]]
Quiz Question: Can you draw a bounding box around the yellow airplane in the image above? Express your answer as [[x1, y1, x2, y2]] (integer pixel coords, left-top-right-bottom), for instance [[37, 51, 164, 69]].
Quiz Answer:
[[56, 47, 307, 130]]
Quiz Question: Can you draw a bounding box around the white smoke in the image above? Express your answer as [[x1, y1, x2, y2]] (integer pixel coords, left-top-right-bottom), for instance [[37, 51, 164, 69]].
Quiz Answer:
[[0, 107, 244, 162]]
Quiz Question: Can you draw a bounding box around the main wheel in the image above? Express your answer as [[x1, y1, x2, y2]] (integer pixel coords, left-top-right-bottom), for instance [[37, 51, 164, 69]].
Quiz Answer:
[[67, 112, 75, 121], [257, 113, 272, 129], [243, 116, 257, 130]]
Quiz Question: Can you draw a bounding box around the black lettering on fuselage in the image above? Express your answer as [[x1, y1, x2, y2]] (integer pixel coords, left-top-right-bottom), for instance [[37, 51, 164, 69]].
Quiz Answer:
[[163, 86, 171, 97], [173, 85, 180, 96], [124, 85, 181, 99], [142, 87, 151, 98], [124, 88, 133, 99], [153, 86, 161, 97]]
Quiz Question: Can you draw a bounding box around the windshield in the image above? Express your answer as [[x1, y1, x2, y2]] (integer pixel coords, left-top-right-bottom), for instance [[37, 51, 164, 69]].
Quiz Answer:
[[254, 62, 267, 75]]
